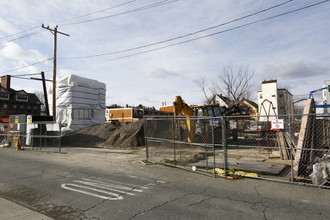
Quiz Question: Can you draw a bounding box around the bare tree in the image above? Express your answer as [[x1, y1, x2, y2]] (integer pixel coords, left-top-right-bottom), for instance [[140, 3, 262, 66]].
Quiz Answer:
[[193, 77, 212, 104], [215, 64, 254, 102], [34, 90, 45, 105], [194, 64, 254, 104]]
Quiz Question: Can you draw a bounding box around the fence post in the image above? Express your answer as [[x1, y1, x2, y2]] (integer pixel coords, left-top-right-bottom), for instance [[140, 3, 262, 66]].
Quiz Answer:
[[288, 116, 294, 182], [222, 116, 228, 176], [144, 118, 149, 162], [172, 117, 177, 166], [212, 117, 216, 178], [59, 123, 62, 153]]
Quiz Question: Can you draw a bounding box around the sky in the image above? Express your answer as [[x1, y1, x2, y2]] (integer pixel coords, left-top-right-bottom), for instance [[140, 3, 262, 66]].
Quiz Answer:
[[0, 0, 329, 109]]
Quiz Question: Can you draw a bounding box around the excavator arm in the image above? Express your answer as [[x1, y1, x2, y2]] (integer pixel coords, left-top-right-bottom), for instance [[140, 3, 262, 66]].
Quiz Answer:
[[173, 96, 195, 142]]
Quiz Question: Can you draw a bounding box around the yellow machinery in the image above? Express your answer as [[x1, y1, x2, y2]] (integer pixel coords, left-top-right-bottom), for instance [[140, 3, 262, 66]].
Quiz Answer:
[[173, 96, 196, 142]]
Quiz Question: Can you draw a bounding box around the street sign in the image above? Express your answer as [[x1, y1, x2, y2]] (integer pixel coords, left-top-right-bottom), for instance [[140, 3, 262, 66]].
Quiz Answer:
[[271, 119, 284, 130]]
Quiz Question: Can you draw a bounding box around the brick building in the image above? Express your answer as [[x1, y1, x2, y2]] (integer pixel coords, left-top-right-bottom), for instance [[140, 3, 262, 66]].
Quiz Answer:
[[0, 75, 42, 118]]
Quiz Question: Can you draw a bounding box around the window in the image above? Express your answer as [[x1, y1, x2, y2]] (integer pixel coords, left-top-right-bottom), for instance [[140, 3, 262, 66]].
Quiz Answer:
[[3, 103, 7, 109], [0, 92, 9, 100], [16, 94, 28, 101], [272, 95, 276, 97], [20, 105, 24, 112], [259, 94, 263, 99], [13, 104, 17, 109], [27, 105, 31, 113]]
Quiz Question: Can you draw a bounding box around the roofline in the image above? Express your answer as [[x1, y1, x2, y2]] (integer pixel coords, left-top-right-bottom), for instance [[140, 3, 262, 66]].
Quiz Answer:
[[262, 79, 277, 84], [278, 88, 293, 96]]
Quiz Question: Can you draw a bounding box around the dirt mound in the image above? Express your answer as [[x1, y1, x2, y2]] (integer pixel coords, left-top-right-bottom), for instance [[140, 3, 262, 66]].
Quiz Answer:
[[62, 120, 145, 148]]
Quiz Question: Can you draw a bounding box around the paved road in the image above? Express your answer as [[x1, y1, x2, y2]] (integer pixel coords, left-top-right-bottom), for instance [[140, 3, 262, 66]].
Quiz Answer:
[[0, 147, 329, 220]]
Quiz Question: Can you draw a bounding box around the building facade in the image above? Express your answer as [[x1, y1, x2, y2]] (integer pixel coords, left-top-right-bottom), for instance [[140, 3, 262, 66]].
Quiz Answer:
[[257, 80, 293, 121], [0, 75, 42, 118]]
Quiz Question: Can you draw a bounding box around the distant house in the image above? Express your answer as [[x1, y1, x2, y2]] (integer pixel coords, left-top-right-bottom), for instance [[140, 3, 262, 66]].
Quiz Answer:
[[0, 75, 42, 118], [240, 99, 258, 116], [209, 94, 233, 107], [257, 79, 293, 121]]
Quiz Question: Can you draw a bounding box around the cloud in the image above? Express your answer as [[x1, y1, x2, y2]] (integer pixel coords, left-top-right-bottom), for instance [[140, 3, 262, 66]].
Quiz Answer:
[[263, 61, 330, 79], [0, 17, 18, 35], [0, 42, 47, 61], [0, 42, 50, 75], [145, 67, 182, 79]]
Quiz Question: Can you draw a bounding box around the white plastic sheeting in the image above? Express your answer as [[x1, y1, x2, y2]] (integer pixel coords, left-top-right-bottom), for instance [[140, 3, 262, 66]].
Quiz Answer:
[[48, 74, 106, 133]]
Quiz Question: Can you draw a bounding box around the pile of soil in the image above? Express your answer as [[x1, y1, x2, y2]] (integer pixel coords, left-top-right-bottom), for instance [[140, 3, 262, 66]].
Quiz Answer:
[[61, 120, 145, 148]]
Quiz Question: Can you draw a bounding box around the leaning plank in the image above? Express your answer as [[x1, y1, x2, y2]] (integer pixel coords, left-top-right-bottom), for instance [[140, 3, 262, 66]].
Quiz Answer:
[[284, 132, 296, 159], [277, 132, 288, 160], [293, 98, 313, 176]]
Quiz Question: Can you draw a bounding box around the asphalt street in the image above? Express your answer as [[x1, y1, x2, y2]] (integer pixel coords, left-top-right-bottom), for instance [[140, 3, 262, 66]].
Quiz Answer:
[[0, 147, 330, 220]]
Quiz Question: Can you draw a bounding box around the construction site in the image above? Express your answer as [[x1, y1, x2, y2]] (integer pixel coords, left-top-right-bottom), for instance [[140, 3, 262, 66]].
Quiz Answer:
[[0, 74, 329, 189]]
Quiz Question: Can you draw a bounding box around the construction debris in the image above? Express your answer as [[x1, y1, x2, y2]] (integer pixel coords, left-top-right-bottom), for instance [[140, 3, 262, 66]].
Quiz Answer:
[[212, 168, 260, 178], [61, 120, 144, 148], [309, 155, 330, 185], [276, 131, 296, 160]]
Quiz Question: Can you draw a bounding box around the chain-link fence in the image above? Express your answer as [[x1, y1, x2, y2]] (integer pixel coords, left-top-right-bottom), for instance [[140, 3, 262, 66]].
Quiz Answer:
[[0, 122, 62, 152], [144, 114, 330, 188]]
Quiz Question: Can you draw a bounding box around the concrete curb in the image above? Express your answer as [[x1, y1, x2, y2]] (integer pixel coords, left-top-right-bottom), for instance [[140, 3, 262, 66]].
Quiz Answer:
[[0, 197, 52, 220]]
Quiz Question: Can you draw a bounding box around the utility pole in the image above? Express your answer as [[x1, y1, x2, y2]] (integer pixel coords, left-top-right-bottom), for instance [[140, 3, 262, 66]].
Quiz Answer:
[[42, 24, 69, 120]]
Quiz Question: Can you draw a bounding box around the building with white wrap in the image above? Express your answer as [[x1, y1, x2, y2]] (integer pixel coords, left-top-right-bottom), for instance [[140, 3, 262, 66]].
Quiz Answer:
[[48, 74, 106, 133]]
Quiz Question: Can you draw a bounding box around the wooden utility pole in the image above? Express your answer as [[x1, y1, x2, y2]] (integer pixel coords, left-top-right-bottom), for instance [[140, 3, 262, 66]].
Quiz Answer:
[[41, 24, 69, 120]]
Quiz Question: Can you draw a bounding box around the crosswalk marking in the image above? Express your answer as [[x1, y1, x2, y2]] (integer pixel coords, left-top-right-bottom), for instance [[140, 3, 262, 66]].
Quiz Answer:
[[61, 177, 163, 200], [61, 183, 123, 200], [73, 180, 136, 195]]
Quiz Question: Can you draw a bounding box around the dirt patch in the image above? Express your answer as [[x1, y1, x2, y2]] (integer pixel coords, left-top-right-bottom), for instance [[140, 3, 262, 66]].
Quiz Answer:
[[61, 120, 145, 148]]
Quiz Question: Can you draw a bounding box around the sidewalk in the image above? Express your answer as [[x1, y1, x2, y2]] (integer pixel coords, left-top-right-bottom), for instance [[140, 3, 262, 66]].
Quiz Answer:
[[0, 197, 52, 220]]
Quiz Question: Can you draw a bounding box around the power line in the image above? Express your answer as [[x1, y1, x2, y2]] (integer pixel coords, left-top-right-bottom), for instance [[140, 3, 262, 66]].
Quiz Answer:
[[58, 0, 329, 69], [0, 26, 39, 41], [10, 73, 42, 77], [106, 0, 329, 60], [62, 0, 178, 26], [60, 0, 139, 23], [60, 0, 293, 60], [0, 58, 53, 75], [0, 31, 43, 45], [0, 0, 140, 41]]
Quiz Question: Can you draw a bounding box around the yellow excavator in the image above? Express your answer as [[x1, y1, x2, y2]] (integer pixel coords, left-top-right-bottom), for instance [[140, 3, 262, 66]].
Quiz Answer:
[[173, 96, 250, 143], [173, 96, 196, 142]]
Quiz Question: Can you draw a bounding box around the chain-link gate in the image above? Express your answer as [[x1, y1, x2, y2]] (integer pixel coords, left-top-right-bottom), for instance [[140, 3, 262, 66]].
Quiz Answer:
[[144, 114, 330, 188], [0, 122, 62, 152]]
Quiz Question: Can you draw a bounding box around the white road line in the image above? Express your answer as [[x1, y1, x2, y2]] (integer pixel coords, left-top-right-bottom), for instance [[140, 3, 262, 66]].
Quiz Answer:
[[61, 183, 123, 200], [74, 180, 136, 196], [61, 177, 163, 200], [82, 178, 143, 192]]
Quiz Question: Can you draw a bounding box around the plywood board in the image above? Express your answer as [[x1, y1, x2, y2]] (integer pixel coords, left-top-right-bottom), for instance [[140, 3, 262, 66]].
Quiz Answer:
[[293, 98, 313, 176]]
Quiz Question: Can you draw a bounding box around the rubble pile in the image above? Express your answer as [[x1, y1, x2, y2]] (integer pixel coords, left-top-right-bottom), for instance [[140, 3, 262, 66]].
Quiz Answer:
[[61, 120, 144, 148]]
